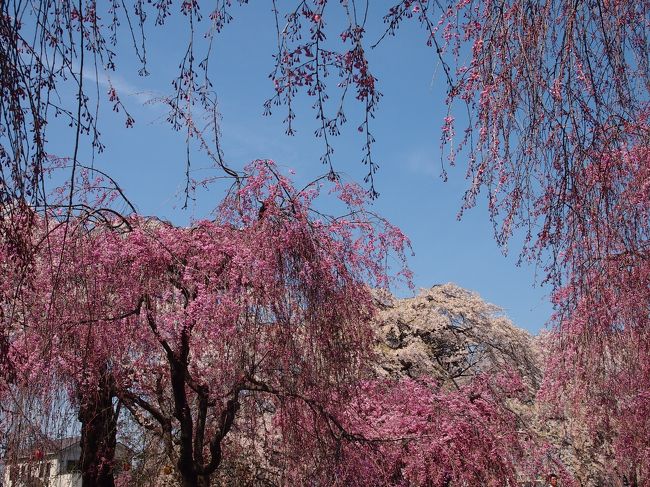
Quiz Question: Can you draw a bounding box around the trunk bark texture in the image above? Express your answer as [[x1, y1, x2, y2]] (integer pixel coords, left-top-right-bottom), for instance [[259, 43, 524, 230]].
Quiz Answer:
[[78, 371, 117, 487]]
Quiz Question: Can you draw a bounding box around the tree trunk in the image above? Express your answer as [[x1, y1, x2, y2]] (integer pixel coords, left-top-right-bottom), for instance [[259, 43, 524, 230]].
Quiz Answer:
[[176, 458, 198, 487], [197, 474, 212, 487], [78, 371, 117, 487], [176, 467, 212, 487]]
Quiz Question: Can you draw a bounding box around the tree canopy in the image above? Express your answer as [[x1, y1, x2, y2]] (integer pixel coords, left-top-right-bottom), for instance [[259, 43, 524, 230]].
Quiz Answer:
[[1, 0, 648, 485]]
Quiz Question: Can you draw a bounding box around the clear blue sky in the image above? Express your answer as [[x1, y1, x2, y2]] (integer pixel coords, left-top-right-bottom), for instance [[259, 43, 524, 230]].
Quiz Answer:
[[45, 3, 553, 333]]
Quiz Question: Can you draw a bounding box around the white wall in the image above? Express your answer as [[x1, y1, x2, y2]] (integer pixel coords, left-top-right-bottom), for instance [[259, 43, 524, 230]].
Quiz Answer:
[[3, 442, 129, 487], [2, 446, 81, 487]]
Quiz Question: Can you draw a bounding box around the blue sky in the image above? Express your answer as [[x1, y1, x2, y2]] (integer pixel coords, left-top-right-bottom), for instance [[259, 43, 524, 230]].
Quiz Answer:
[[44, 2, 553, 333]]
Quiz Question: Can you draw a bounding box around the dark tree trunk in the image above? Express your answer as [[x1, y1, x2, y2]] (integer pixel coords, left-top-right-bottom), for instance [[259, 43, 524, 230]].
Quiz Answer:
[[143, 291, 236, 487], [178, 471, 198, 487], [78, 370, 117, 487], [170, 351, 210, 487], [177, 471, 211, 487]]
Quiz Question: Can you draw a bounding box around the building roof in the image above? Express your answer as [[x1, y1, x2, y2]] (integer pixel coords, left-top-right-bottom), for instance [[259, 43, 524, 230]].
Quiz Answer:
[[5, 435, 132, 463], [48, 436, 81, 453], [4, 436, 80, 462]]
